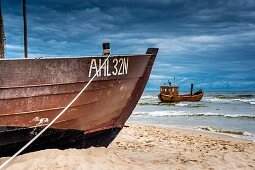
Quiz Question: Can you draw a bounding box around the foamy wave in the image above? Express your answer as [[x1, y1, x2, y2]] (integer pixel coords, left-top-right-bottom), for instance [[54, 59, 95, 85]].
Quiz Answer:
[[138, 102, 206, 107], [233, 98, 255, 104], [204, 96, 255, 105], [203, 97, 231, 103], [197, 126, 250, 136], [195, 126, 255, 142], [223, 114, 255, 118], [175, 103, 207, 108], [175, 103, 189, 107], [132, 111, 255, 119], [141, 95, 158, 100], [133, 110, 188, 116], [133, 110, 205, 117], [139, 95, 159, 105], [243, 131, 252, 136]]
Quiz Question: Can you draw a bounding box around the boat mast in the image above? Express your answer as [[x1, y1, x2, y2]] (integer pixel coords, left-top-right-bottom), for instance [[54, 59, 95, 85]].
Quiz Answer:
[[23, 0, 28, 58], [0, 0, 5, 58]]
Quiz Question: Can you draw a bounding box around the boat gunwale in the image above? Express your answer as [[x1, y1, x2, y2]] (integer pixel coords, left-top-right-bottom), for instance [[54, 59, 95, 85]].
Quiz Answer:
[[0, 54, 153, 61]]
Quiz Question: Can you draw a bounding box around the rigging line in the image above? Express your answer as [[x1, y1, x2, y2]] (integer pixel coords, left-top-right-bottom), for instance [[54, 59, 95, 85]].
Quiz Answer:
[[0, 54, 111, 170]]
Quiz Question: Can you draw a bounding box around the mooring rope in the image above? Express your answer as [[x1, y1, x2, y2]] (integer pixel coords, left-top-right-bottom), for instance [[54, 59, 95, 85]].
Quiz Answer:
[[0, 54, 111, 169]]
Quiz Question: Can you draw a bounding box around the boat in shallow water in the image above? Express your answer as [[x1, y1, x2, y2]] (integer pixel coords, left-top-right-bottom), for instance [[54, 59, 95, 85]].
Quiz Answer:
[[158, 84, 204, 103]]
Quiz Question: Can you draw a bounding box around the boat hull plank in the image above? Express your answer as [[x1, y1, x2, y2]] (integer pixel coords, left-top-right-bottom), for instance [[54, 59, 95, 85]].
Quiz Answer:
[[0, 79, 137, 100], [0, 78, 138, 115], [0, 84, 133, 128]]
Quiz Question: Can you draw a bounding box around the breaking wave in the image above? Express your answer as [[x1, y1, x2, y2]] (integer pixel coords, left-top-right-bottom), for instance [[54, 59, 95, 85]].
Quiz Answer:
[[132, 110, 255, 119], [215, 94, 254, 99], [204, 96, 255, 105], [140, 95, 158, 100], [175, 103, 189, 107], [138, 101, 207, 108], [197, 126, 253, 137]]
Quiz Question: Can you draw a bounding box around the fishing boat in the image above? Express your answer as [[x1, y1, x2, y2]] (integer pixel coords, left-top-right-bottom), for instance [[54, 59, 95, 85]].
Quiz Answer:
[[158, 83, 204, 102], [0, 1, 158, 156]]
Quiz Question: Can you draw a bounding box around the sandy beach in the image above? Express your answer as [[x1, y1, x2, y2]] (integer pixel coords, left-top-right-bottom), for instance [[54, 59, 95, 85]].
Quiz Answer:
[[0, 123, 254, 170]]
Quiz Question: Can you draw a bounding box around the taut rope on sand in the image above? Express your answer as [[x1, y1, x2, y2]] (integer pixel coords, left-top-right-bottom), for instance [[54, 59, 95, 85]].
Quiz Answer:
[[0, 54, 111, 169]]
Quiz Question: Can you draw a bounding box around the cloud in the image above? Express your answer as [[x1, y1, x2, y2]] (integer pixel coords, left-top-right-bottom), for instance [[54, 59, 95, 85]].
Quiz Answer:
[[2, 0, 255, 90], [5, 44, 23, 50]]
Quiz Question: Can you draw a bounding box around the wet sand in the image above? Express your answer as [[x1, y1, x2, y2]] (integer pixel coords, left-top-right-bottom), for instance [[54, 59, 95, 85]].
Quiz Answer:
[[0, 123, 254, 169]]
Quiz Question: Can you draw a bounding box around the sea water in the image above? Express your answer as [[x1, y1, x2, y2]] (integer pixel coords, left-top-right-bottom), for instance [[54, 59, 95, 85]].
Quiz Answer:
[[128, 91, 255, 141]]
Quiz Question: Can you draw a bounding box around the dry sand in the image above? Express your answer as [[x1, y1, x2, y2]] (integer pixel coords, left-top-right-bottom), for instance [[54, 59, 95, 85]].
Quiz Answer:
[[0, 123, 254, 170]]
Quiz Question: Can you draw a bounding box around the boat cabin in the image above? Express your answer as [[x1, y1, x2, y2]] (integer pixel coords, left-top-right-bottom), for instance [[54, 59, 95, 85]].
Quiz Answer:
[[160, 86, 179, 97]]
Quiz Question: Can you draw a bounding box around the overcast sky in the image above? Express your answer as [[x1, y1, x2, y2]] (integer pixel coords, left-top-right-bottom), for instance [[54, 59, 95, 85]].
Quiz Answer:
[[2, 0, 255, 91]]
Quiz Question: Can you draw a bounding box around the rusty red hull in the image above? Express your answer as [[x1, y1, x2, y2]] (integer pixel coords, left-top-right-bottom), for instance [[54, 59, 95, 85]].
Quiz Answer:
[[0, 48, 158, 156], [158, 91, 204, 103]]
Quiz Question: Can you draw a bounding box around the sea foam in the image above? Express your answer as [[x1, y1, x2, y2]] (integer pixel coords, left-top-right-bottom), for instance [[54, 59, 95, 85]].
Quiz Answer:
[[132, 110, 255, 119], [204, 96, 255, 105]]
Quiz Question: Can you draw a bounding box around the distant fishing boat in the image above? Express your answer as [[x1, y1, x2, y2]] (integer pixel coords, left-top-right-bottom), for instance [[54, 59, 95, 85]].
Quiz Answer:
[[0, 1, 158, 156], [158, 82, 204, 103]]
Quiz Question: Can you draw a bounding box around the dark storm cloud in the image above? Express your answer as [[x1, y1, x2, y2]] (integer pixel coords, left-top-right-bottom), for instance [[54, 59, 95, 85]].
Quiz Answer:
[[2, 0, 255, 90]]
